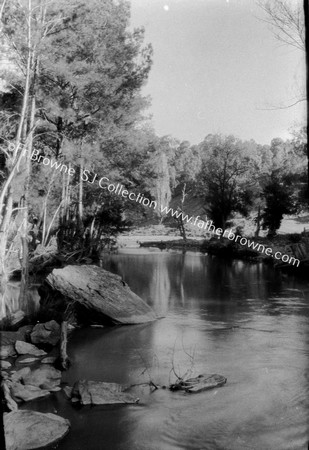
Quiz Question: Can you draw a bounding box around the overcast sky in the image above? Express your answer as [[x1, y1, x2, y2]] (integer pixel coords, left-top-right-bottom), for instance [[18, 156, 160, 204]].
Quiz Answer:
[[130, 0, 306, 145]]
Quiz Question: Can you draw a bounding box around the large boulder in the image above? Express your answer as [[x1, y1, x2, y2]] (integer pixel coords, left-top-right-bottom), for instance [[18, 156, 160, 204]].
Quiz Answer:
[[71, 380, 139, 405], [4, 410, 70, 450], [45, 265, 157, 324], [30, 320, 60, 346]]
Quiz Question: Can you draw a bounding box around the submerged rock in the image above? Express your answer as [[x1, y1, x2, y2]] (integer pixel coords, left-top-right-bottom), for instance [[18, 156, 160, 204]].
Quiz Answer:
[[71, 380, 139, 405], [4, 410, 70, 450], [30, 320, 60, 346], [170, 374, 227, 393], [15, 340, 47, 357], [45, 265, 157, 325]]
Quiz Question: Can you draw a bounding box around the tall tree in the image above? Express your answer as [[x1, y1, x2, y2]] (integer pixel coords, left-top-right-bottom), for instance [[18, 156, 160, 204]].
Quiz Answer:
[[0, 0, 153, 279], [198, 134, 257, 229]]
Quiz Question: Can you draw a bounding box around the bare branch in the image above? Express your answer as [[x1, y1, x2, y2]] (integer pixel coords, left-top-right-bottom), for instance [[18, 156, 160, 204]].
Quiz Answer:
[[257, 0, 305, 52], [257, 97, 306, 110]]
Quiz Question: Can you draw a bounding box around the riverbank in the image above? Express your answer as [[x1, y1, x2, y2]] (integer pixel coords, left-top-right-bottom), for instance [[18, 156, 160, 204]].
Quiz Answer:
[[117, 224, 309, 276]]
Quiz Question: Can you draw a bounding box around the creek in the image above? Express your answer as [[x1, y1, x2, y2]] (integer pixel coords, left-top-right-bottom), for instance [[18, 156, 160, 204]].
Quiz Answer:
[[19, 249, 309, 449]]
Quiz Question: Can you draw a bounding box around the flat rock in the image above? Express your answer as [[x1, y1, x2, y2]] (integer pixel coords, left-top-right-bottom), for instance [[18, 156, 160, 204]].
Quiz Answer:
[[170, 374, 227, 393], [15, 340, 47, 356], [23, 365, 61, 390], [4, 410, 70, 450], [71, 380, 139, 405], [46, 265, 157, 324], [15, 354, 40, 365], [11, 381, 51, 402], [30, 320, 60, 346]]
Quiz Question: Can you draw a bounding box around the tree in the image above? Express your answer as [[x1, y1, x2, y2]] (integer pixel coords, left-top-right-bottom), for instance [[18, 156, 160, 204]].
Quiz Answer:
[[257, 0, 308, 202], [258, 0, 305, 52], [261, 171, 297, 236], [198, 135, 257, 229], [0, 0, 153, 279], [259, 135, 306, 235]]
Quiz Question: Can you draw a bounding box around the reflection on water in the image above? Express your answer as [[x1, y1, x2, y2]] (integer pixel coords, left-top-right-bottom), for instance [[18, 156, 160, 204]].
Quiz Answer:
[[22, 249, 309, 450]]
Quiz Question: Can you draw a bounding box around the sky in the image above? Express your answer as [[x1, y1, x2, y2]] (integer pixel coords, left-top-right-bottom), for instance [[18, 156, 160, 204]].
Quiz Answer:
[[130, 0, 306, 145]]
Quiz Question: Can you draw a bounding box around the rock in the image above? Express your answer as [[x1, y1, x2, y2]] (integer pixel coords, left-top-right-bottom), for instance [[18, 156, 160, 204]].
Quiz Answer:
[[15, 341, 47, 357], [63, 385, 73, 399], [23, 365, 61, 390], [46, 265, 157, 325], [71, 380, 139, 405], [15, 354, 40, 365], [17, 325, 34, 339], [2, 380, 18, 411], [30, 320, 60, 346], [4, 410, 70, 450], [50, 386, 61, 392], [0, 345, 16, 359], [11, 367, 31, 383], [10, 310, 25, 327], [11, 381, 51, 402], [41, 355, 58, 364], [0, 331, 26, 346], [41, 348, 59, 364], [170, 374, 227, 393], [0, 360, 12, 369]]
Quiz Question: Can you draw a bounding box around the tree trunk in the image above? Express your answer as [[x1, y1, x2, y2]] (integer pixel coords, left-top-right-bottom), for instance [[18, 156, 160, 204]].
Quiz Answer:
[[77, 158, 84, 235], [0, 0, 33, 287], [255, 205, 261, 238], [19, 92, 36, 305]]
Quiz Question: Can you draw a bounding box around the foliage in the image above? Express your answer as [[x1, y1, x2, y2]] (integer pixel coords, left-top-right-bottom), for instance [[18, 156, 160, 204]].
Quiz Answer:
[[198, 134, 257, 229], [261, 171, 298, 236]]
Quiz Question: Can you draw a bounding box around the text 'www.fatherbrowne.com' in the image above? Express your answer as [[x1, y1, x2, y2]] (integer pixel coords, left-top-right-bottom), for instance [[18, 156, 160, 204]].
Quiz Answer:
[[30, 149, 300, 268]]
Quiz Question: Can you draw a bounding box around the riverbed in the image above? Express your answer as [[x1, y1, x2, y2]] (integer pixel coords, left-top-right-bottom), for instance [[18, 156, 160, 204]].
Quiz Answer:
[[22, 249, 309, 449]]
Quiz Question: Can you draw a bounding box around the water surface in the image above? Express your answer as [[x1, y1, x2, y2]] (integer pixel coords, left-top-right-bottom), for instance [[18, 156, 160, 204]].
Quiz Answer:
[[25, 249, 309, 449]]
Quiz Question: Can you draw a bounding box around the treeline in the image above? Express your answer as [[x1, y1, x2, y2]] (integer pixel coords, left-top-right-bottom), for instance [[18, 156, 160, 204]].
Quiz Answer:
[[0, 0, 307, 298], [152, 131, 307, 239]]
